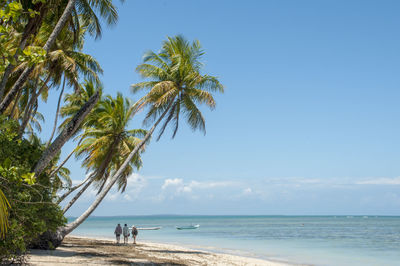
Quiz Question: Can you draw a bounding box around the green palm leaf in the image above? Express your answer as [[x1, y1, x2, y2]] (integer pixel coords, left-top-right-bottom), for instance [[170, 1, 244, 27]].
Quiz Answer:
[[0, 189, 10, 239], [131, 35, 224, 139]]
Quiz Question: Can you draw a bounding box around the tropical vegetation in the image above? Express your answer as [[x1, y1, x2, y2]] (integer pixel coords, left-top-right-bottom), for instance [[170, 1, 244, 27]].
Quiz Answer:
[[0, 0, 223, 263]]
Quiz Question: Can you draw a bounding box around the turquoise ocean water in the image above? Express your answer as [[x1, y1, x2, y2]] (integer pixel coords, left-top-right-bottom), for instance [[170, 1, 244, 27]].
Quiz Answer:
[[68, 215, 400, 266]]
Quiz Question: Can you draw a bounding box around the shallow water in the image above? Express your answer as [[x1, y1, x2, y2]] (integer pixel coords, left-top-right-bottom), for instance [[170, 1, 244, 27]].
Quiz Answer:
[[68, 215, 400, 266]]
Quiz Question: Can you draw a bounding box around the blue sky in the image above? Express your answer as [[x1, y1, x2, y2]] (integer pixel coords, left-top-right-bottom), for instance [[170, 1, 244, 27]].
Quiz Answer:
[[39, 0, 400, 216]]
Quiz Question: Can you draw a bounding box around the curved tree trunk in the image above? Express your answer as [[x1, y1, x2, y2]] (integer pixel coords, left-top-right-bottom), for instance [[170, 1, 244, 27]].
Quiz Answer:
[[47, 77, 66, 146], [49, 142, 79, 179], [33, 91, 99, 176], [56, 174, 90, 204], [62, 177, 95, 213], [18, 75, 52, 137], [0, 0, 77, 114], [9, 88, 22, 119]]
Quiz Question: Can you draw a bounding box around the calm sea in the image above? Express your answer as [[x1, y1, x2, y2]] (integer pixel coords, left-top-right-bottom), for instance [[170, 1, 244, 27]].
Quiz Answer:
[[68, 215, 400, 266]]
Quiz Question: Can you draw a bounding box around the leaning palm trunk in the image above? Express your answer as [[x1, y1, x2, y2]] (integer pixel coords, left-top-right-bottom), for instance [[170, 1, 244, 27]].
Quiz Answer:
[[8, 91, 20, 118], [33, 91, 99, 176], [47, 78, 66, 146], [62, 177, 95, 213], [49, 142, 79, 179], [38, 101, 174, 249], [0, 0, 77, 114], [56, 174, 90, 204], [18, 75, 51, 137]]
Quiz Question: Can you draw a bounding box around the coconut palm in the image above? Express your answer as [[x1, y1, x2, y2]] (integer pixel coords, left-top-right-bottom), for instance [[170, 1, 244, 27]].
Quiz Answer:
[[57, 93, 146, 240], [62, 92, 146, 213], [132, 35, 224, 140]]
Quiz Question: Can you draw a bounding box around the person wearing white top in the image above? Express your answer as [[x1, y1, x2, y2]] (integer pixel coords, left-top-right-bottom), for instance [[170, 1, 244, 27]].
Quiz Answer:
[[122, 224, 130, 244]]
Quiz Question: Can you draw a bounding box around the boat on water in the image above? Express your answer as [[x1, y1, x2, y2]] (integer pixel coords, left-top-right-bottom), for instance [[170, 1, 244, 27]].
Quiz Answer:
[[176, 224, 200, 230], [137, 227, 161, 230]]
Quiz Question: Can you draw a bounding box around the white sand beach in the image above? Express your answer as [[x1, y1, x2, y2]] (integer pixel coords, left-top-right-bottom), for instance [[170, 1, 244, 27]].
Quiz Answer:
[[27, 236, 295, 265]]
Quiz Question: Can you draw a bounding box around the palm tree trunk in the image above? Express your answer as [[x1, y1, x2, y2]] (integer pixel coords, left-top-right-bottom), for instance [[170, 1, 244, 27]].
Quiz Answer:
[[49, 141, 80, 179], [9, 88, 22, 119], [18, 75, 51, 137], [62, 100, 174, 236], [33, 91, 99, 176], [47, 77, 66, 146], [56, 174, 90, 204], [0, 0, 77, 114], [62, 177, 95, 214]]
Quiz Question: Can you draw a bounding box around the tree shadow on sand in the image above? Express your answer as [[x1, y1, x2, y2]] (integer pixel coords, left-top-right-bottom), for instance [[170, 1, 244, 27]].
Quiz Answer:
[[29, 249, 113, 258]]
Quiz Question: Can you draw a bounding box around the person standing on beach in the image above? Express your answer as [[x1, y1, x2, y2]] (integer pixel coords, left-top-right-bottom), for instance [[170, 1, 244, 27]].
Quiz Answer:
[[131, 225, 138, 244], [123, 224, 130, 244], [114, 224, 122, 244]]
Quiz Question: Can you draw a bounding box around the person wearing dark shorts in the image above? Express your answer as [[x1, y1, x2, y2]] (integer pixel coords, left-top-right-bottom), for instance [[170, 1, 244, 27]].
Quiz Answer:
[[114, 224, 122, 244], [131, 225, 138, 244]]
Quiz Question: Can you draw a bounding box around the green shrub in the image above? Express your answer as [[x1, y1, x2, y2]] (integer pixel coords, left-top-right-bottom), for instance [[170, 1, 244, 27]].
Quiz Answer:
[[0, 116, 66, 263]]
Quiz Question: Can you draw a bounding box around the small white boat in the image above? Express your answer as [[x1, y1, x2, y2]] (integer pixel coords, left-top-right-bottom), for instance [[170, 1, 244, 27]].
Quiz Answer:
[[176, 224, 200, 230], [137, 227, 161, 230]]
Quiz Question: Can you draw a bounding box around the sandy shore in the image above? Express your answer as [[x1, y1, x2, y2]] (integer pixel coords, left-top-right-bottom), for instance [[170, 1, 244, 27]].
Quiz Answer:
[[27, 236, 294, 265]]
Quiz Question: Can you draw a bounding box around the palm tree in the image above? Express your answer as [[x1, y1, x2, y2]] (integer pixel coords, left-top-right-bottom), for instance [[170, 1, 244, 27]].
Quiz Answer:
[[132, 35, 224, 140], [40, 93, 146, 248], [62, 93, 146, 213]]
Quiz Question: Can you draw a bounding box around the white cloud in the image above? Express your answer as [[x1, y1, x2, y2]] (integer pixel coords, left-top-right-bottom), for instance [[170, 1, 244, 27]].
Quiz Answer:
[[158, 178, 240, 200], [261, 176, 400, 187], [188, 180, 237, 189], [102, 173, 147, 202], [106, 192, 119, 201], [356, 177, 400, 185], [162, 178, 183, 190], [181, 186, 192, 193]]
